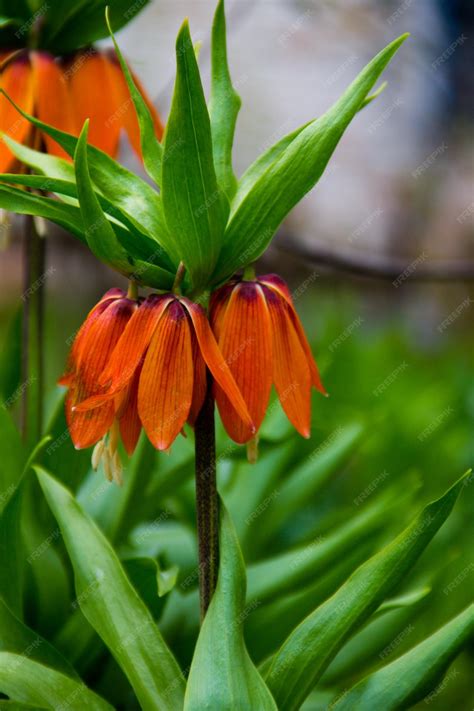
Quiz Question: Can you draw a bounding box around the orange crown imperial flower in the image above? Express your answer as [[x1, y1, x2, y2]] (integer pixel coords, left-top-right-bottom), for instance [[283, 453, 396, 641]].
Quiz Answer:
[[73, 293, 254, 455], [210, 274, 327, 446], [59, 288, 142, 484], [0, 48, 163, 172]]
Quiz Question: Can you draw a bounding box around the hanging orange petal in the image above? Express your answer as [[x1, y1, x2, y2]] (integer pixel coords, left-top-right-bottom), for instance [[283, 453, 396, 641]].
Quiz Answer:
[[187, 336, 207, 426], [30, 51, 75, 160], [209, 282, 234, 343], [98, 294, 173, 394], [117, 365, 142, 456], [213, 282, 273, 444], [67, 50, 121, 157], [106, 51, 164, 160], [138, 300, 193, 450], [66, 389, 115, 450], [260, 274, 327, 395], [73, 298, 136, 403], [264, 286, 312, 438], [59, 289, 124, 386], [0, 55, 34, 172], [182, 298, 254, 437]]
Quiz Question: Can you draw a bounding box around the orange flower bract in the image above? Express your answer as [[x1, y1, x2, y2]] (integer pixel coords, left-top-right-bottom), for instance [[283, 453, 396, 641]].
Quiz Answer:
[[0, 48, 163, 172], [210, 274, 327, 443]]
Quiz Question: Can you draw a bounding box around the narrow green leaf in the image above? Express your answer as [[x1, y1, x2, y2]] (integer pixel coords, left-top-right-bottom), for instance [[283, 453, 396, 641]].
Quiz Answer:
[[252, 423, 364, 550], [0, 92, 175, 264], [0, 306, 21, 406], [36, 467, 185, 711], [214, 34, 409, 283], [246, 486, 389, 604], [247, 546, 371, 664], [0, 185, 86, 244], [162, 20, 226, 289], [184, 503, 277, 710], [0, 172, 175, 286], [0, 411, 25, 616], [0, 653, 112, 710], [74, 121, 135, 272], [333, 605, 474, 710], [106, 7, 163, 187], [265, 473, 468, 711], [209, 0, 241, 199], [231, 85, 386, 224], [0, 599, 78, 680]]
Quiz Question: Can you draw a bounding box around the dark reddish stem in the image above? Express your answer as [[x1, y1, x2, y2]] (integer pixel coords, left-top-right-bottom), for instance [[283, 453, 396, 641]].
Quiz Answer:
[[194, 372, 219, 621]]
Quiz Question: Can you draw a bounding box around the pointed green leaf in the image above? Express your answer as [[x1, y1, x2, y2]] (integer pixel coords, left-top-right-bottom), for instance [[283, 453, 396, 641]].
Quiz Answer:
[[74, 121, 137, 272], [0, 653, 112, 710], [0, 184, 86, 243], [214, 34, 409, 283], [184, 503, 277, 710], [106, 7, 163, 187], [162, 20, 226, 290], [209, 0, 241, 199], [0, 91, 175, 263], [36, 467, 185, 711], [246, 485, 389, 604], [333, 605, 474, 710], [265, 473, 468, 711], [0, 599, 78, 680]]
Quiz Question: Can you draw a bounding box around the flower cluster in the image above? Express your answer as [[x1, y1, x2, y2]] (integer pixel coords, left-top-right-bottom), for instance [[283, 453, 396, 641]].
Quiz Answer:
[[0, 48, 162, 172], [61, 274, 325, 482]]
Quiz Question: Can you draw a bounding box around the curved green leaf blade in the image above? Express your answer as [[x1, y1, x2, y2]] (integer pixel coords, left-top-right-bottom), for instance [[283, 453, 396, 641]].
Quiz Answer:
[[333, 605, 474, 710], [36, 467, 185, 711], [184, 503, 277, 711], [162, 20, 226, 290], [0, 91, 175, 264], [246, 484, 390, 604], [106, 8, 163, 188], [0, 185, 86, 243], [214, 34, 409, 283], [0, 653, 112, 711], [0, 599, 78, 680], [74, 121, 136, 272], [209, 0, 241, 199], [265, 473, 469, 711]]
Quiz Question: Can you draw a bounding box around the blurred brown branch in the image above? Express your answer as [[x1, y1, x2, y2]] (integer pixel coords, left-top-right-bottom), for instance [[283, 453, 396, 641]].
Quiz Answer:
[[277, 237, 474, 282]]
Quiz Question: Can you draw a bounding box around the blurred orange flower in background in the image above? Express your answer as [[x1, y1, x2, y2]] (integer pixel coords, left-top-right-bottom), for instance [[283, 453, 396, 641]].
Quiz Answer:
[[0, 48, 163, 172]]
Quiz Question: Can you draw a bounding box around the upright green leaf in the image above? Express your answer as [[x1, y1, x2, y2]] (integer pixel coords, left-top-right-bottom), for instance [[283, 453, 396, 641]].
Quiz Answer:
[[184, 503, 277, 710], [213, 34, 409, 283], [162, 20, 226, 290], [0, 653, 112, 711], [265, 473, 468, 711], [333, 605, 474, 710], [36, 467, 185, 711], [106, 7, 163, 187], [209, 0, 241, 199]]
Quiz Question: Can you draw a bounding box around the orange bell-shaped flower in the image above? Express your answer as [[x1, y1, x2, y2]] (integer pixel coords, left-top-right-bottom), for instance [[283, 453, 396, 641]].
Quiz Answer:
[[59, 288, 141, 483], [75, 294, 254, 452], [210, 274, 327, 444], [0, 48, 163, 172]]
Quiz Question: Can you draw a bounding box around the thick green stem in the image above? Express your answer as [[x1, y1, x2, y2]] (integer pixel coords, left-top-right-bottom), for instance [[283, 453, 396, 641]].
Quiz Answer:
[[21, 215, 45, 449], [194, 373, 219, 621]]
